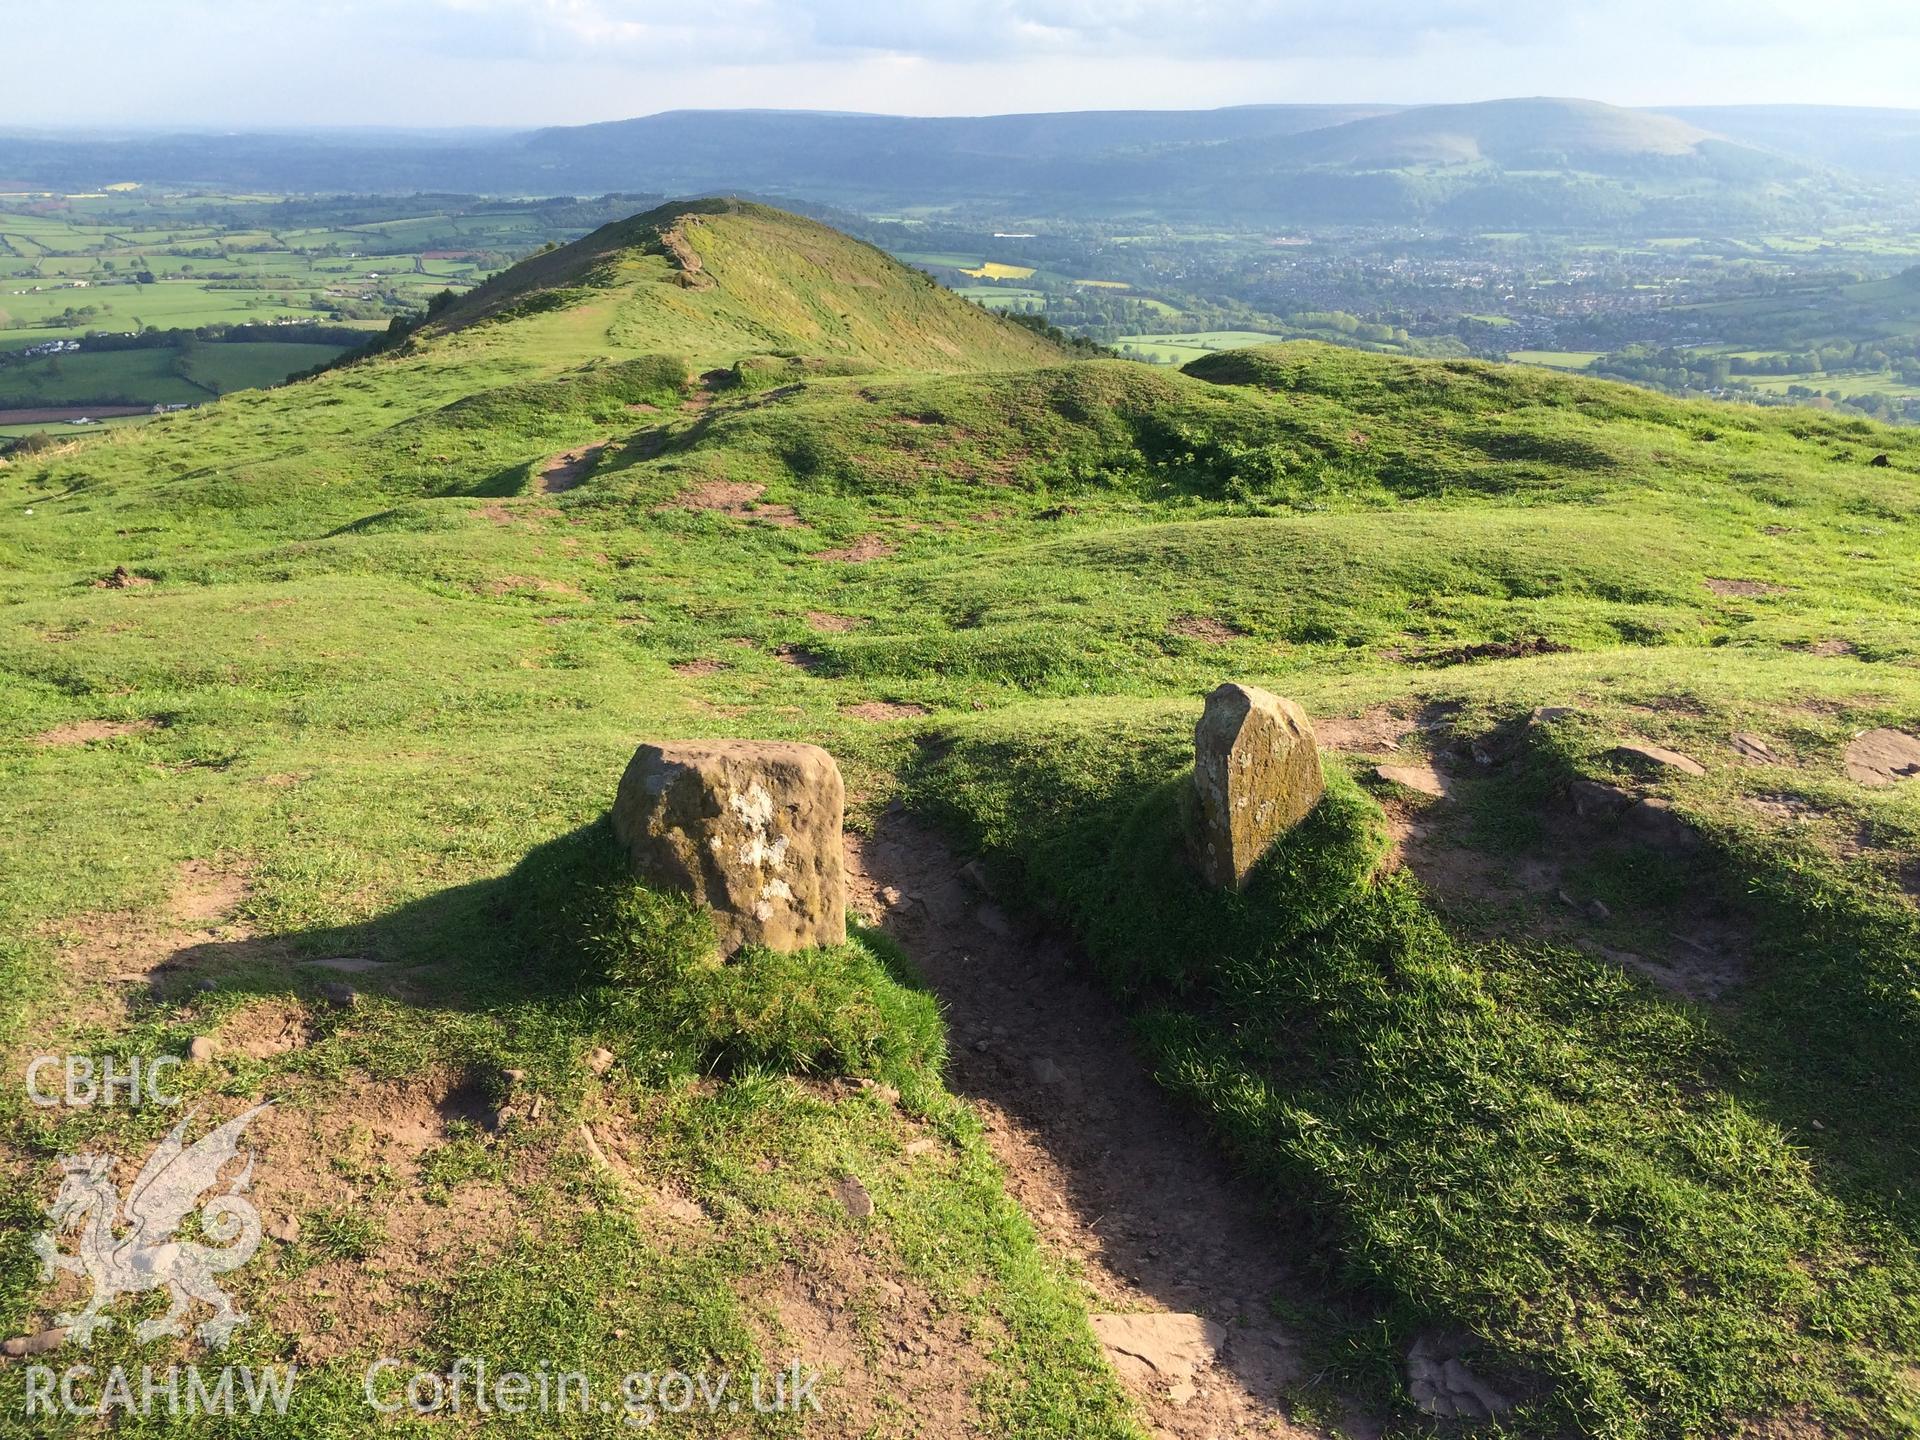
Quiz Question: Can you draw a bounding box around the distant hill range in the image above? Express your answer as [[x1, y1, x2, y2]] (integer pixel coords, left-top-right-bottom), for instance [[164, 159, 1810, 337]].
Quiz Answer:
[[5, 97, 1917, 228]]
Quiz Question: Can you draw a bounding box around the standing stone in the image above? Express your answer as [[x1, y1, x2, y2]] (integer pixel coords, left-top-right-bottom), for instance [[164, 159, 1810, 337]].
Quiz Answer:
[[611, 740, 846, 955], [1189, 683, 1325, 889]]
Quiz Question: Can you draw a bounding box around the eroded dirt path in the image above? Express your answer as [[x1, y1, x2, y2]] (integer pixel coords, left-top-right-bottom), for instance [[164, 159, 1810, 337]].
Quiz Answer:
[[846, 813, 1372, 1440]]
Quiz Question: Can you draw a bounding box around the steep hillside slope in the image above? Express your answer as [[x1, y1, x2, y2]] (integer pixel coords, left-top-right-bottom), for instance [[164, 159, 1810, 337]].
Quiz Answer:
[[3, 206, 1920, 1439], [427, 198, 1063, 373]]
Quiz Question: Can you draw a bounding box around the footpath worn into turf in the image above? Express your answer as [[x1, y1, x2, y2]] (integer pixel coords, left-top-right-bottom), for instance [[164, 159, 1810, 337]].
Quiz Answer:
[[3, 199, 1919, 1439]]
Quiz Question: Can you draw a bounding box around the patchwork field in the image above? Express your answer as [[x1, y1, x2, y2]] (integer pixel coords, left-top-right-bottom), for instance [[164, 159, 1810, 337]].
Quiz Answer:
[[0, 191, 640, 419]]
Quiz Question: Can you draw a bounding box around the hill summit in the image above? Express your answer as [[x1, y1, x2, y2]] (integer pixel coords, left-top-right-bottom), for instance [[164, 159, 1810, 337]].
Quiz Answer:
[[428, 197, 1062, 374]]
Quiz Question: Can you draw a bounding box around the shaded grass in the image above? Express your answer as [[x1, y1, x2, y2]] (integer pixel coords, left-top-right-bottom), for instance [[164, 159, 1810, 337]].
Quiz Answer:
[[909, 703, 1920, 1437]]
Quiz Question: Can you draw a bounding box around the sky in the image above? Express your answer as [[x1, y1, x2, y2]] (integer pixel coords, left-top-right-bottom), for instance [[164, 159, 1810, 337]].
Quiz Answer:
[[6, 0, 1920, 130]]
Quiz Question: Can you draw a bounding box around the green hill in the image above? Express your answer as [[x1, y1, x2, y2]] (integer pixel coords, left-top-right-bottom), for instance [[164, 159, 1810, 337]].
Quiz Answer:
[[1265, 97, 1732, 170], [428, 198, 1065, 373], [3, 204, 1920, 1439]]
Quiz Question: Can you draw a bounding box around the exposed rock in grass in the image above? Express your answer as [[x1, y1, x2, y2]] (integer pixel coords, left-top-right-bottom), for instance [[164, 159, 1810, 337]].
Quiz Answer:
[[1375, 762, 1452, 798], [834, 1174, 874, 1219], [1730, 732, 1784, 763], [1845, 728, 1920, 787], [1747, 792, 1821, 821], [611, 739, 847, 954], [1188, 683, 1324, 890], [1622, 795, 1702, 852], [1407, 1335, 1514, 1421], [1564, 779, 1702, 852], [1610, 740, 1707, 776]]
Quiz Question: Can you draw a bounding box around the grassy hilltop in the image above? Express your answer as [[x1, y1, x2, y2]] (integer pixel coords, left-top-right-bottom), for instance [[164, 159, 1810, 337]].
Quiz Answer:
[[3, 198, 1920, 1438]]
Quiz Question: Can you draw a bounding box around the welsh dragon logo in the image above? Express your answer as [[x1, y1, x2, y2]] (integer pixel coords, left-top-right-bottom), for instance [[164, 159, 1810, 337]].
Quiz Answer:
[[33, 1103, 271, 1348]]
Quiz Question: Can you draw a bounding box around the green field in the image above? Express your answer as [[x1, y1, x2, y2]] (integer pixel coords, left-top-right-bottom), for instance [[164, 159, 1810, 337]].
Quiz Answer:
[[1116, 329, 1293, 363], [953, 284, 1045, 309], [4, 199, 1920, 1438], [1509, 349, 1603, 370], [0, 341, 349, 408], [0, 192, 645, 413]]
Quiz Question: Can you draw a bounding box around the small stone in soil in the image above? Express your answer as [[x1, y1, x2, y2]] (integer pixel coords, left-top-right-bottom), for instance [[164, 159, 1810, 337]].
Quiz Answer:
[[2, 1329, 67, 1357], [835, 1175, 874, 1219], [187, 1035, 217, 1063]]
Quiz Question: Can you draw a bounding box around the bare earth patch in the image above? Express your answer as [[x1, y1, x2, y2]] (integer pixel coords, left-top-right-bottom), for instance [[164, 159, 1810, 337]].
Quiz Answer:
[[812, 535, 895, 564], [670, 658, 729, 678], [774, 644, 827, 673], [749, 1249, 984, 1440], [845, 817, 1363, 1439], [805, 611, 864, 633], [537, 440, 610, 494], [1706, 578, 1786, 598], [666, 478, 802, 527], [1167, 615, 1244, 644], [92, 565, 153, 589], [475, 575, 582, 599], [170, 860, 251, 926], [841, 701, 930, 722], [32, 717, 158, 747], [1317, 704, 1419, 756], [1380, 798, 1751, 1005], [22, 860, 260, 1053], [248, 1076, 527, 1364], [1807, 638, 1858, 658]]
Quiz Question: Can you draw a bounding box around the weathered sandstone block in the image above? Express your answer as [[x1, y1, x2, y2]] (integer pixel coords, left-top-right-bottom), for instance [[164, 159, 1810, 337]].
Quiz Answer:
[[612, 740, 846, 954], [1189, 683, 1324, 890]]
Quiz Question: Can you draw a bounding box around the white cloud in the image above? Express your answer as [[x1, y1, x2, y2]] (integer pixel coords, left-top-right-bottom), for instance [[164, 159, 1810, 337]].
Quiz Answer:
[[2, 0, 1918, 126]]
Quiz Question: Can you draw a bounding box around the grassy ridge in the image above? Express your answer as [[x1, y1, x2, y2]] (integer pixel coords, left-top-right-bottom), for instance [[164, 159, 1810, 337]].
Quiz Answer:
[[1, 201, 1919, 1436]]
